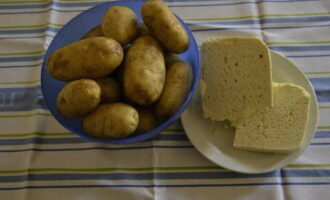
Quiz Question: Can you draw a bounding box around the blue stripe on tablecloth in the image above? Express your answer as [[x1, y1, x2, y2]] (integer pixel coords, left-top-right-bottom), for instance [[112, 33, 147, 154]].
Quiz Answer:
[[287, 54, 330, 58], [0, 134, 188, 145], [310, 143, 330, 145], [314, 131, 330, 138], [0, 0, 317, 10], [0, 78, 328, 112], [0, 55, 43, 62], [309, 78, 330, 103], [0, 137, 87, 145], [1, 169, 330, 182], [1, 142, 330, 152], [269, 45, 330, 52], [0, 145, 195, 153], [0, 63, 42, 69], [1, 182, 330, 190], [0, 131, 329, 146]]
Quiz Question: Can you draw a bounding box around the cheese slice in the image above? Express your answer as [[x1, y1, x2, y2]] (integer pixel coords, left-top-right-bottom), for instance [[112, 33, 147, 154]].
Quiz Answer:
[[233, 83, 311, 153], [200, 37, 272, 122]]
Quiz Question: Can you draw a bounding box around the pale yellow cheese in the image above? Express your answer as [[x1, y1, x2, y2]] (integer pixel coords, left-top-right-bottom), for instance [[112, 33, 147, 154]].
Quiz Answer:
[[233, 83, 311, 153], [200, 37, 272, 122]]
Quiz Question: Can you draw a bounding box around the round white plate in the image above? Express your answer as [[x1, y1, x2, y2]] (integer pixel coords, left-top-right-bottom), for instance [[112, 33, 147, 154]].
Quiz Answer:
[[181, 51, 319, 174]]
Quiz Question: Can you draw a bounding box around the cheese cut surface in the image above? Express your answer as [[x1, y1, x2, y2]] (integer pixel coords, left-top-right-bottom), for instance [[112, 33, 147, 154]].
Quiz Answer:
[[233, 83, 311, 153], [201, 37, 272, 122]]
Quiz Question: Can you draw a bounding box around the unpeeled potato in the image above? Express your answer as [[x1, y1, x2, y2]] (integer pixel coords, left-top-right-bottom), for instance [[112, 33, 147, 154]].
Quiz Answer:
[[155, 61, 193, 119], [135, 108, 159, 134], [101, 6, 138, 45], [83, 103, 139, 139], [95, 77, 121, 103], [123, 36, 165, 106], [141, 0, 189, 53], [47, 37, 123, 81], [81, 26, 104, 39], [57, 79, 101, 120]]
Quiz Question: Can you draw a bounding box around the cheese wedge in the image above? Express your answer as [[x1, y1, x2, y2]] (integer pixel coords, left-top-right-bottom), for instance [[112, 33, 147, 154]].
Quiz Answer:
[[233, 83, 310, 153], [200, 37, 272, 122]]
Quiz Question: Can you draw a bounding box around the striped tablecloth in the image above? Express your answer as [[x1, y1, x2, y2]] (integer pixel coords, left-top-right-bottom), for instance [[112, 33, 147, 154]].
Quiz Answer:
[[0, 0, 330, 199]]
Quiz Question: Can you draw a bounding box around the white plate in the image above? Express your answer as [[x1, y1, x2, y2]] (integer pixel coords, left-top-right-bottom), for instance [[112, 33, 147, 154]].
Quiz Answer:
[[181, 51, 319, 174]]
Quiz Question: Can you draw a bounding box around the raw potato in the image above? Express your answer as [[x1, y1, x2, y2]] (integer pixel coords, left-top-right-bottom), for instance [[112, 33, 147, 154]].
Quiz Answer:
[[95, 77, 121, 103], [82, 26, 103, 39], [135, 108, 159, 134], [141, 0, 189, 53], [47, 37, 123, 81], [57, 79, 101, 120], [101, 6, 138, 45], [123, 36, 165, 106], [155, 61, 193, 119], [83, 103, 139, 139]]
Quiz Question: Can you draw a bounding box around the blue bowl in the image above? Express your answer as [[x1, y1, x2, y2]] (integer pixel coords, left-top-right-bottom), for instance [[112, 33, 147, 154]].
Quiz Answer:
[[41, 0, 200, 144]]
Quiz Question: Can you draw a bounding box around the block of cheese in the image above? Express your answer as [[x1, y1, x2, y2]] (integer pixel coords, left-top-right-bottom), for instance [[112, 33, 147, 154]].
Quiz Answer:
[[233, 83, 311, 153], [200, 37, 272, 122]]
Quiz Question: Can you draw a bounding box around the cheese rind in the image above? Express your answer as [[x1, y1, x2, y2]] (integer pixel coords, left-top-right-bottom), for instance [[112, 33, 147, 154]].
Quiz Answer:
[[201, 37, 272, 122], [233, 83, 311, 153]]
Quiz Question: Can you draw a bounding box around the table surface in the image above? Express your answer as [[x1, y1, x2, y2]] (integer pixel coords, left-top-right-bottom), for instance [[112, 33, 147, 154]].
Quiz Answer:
[[0, 0, 329, 199]]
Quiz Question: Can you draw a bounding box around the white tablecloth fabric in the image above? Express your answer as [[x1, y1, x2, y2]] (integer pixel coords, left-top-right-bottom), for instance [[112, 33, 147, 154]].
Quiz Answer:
[[0, 0, 330, 199]]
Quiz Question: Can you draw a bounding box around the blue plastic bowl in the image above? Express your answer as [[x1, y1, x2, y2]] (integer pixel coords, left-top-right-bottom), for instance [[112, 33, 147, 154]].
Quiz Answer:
[[41, 0, 200, 144]]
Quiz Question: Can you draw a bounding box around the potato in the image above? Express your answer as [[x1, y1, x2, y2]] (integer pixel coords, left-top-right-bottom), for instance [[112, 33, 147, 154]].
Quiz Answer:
[[81, 26, 103, 39], [135, 108, 159, 134], [83, 103, 139, 139], [47, 37, 123, 81], [95, 77, 121, 103], [155, 61, 193, 119], [57, 79, 101, 120], [123, 36, 165, 106], [141, 0, 189, 53], [101, 6, 138, 45]]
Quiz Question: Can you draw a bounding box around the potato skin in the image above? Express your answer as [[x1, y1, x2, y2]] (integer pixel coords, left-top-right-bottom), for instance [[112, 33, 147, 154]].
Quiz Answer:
[[81, 26, 103, 39], [101, 6, 138, 45], [155, 61, 193, 119], [47, 37, 123, 81], [135, 108, 159, 134], [141, 0, 189, 53], [83, 103, 139, 139], [56, 79, 101, 120], [123, 36, 165, 106], [95, 77, 121, 103]]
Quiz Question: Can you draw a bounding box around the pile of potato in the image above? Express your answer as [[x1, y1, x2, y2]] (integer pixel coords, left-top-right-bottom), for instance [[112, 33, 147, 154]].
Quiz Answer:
[[47, 0, 193, 139]]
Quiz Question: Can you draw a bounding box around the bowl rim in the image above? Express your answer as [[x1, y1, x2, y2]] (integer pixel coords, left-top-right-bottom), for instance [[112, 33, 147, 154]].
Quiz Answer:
[[41, 0, 200, 144]]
